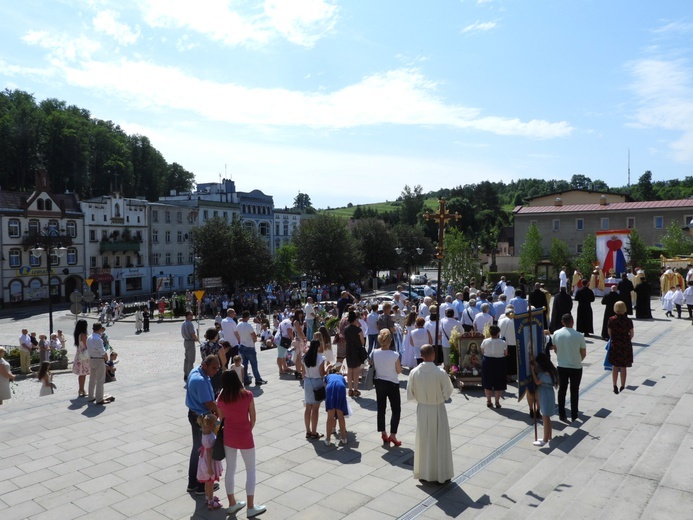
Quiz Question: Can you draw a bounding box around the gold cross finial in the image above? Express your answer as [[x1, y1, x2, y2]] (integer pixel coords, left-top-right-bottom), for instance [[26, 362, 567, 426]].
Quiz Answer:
[[423, 198, 460, 259]]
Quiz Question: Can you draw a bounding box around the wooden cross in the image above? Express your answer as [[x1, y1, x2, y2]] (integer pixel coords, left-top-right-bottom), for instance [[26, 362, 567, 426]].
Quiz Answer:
[[423, 198, 460, 259]]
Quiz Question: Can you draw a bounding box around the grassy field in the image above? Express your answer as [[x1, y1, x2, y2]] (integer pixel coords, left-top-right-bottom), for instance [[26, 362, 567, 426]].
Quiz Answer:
[[322, 198, 439, 218]]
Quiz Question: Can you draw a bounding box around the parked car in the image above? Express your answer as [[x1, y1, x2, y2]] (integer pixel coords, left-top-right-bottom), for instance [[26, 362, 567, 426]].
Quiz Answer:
[[409, 273, 428, 284]]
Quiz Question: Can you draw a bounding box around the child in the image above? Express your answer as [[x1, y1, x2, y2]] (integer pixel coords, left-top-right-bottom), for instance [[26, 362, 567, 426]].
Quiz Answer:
[[318, 326, 335, 365], [49, 333, 61, 353], [38, 361, 54, 396], [231, 355, 244, 382], [260, 323, 273, 350], [324, 364, 349, 446], [673, 284, 685, 319], [662, 287, 675, 317], [105, 352, 118, 382], [196, 413, 224, 510], [531, 352, 558, 447]]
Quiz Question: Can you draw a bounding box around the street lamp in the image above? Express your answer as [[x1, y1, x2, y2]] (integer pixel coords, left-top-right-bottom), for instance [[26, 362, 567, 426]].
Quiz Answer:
[[395, 246, 423, 307], [28, 229, 69, 335]]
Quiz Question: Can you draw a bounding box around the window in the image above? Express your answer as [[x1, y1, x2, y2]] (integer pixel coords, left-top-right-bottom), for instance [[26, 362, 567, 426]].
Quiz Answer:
[[152, 230, 158, 243], [45, 199, 52, 211], [223, 211, 228, 221], [37, 199, 44, 210], [178, 252, 183, 264], [115, 256, 121, 267], [152, 253, 160, 265], [125, 255, 131, 267], [203, 210, 208, 221], [259, 222, 269, 237], [576, 244, 583, 254], [29, 220, 40, 235], [177, 212, 182, 224], [66, 221, 77, 237], [276, 223, 280, 235], [627, 217, 635, 229], [685, 215, 693, 228], [152, 211, 159, 223], [213, 211, 218, 218], [103, 215, 107, 222], [30, 253, 41, 267], [67, 248, 77, 265], [165, 211, 171, 223], [575, 218, 584, 231], [9, 249, 21, 268], [552, 219, 560, 232], [102, 230, 108, 240], [47, 220, 58, 233], [8, 219, 20, 238], [102, 256, 109, 267], [90, 230, 97, 242], [165, 253, 171, 265], [165, 231, 171, 243], [530, 220, 538, 227], [91, 214, 95, 221], [90, 256, 97, 268], [189, 253, 194, 264], [601, 218, 609, 230], [177, 231, 183, 243], [654, 216, 664, 229]]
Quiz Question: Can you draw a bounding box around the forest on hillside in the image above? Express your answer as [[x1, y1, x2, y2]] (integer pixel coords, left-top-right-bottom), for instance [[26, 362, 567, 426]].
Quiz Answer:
[[0, 89, 195, 200]]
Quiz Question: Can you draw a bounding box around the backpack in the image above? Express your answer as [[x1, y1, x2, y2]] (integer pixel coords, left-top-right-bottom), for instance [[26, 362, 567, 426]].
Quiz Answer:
[[494, 282, 503, 296]]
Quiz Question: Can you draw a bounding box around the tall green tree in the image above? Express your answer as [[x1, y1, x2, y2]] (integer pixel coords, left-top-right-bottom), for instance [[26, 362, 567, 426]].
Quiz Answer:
[[442, 228, 481, 290], [351, 218, 398, 280], [273, 243, 298, 284], [519, 223, 543, 276], [191, 217, 272, 290], [548, 238, 572, 279], [660, 221, 693, 257], [624, 227, 648, 269], [392, 224, 435, 276], [575, 233, 597, 278], [292, 214, 363, 283], [398, 185, 425, 226], [293, 192, 312, 212]]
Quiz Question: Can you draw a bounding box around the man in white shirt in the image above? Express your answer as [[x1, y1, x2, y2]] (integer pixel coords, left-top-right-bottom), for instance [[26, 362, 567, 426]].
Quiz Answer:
[[87, 323, 112, 404], [237, 310, 267, 385], [559, 266, 568, 290], [503, 282, 515, 302], [440, 308, 462, 371], [18, 329, 32, 374], [304, 297, 316, 341], [439, 295, 453, 318], [492, 294, 507, 322], [452, 293, 465, 319], [366, 304, 380, 353], [497, 305, 517, 382], [460, 299, 479, 331], [220, 308, 241, 346], [419, 296, 432, 319]]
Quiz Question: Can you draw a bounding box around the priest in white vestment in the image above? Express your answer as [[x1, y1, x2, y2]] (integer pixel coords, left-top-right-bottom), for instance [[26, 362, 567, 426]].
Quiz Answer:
[[407, 344, 454, 483]]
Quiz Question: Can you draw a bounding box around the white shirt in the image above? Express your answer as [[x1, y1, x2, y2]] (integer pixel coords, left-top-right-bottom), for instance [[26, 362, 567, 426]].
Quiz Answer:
[[418, 302, 430, 319], [366, 311, 380, 335], [473, 312, 493, 333], [461, 306, 479, 328], [237, 321, 256, 349], [279, 318, 293, 339], [498, 314, 517, 345], [684, 286, 693, 305], [559, 270, 568, 288], [503, 285, 515, 301], [304, 303, 315, 321], [19, 333, 32, 352], [86, 332, 106, 358], [440, 317, 462, 348], [220, 317, 240, 344], [304, 353, 325, 378], [372, 349, 400, 384], [673, 289, 685, 306], [481, 337, 507, 358]]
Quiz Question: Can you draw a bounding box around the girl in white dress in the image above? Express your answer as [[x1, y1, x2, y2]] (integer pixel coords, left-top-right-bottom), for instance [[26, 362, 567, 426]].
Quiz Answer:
[[38, 362, 54, 396]]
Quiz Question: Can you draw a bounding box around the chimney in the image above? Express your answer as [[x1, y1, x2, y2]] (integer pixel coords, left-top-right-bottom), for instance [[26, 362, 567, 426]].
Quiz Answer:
[[600, 195, 607, 205], [554, 197, 563, 206]]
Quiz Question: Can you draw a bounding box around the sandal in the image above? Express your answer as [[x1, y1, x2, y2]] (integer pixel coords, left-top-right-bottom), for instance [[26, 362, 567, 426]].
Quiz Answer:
[[310, 432, 324, 439], [208, 499, 222, 510], [487, 401, 493, 408], [306, 431, 313, 439]]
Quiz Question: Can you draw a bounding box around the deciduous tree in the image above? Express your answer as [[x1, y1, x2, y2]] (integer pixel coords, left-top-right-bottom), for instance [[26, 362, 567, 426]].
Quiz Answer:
[[519, 223, 543, 276]]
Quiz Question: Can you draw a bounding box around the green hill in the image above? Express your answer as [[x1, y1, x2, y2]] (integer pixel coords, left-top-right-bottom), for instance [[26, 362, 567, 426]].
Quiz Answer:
[[322, 198, 439, 218]]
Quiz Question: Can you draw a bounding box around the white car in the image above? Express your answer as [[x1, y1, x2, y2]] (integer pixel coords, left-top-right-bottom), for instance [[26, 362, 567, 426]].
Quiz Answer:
[[410, 274, 427, 284]]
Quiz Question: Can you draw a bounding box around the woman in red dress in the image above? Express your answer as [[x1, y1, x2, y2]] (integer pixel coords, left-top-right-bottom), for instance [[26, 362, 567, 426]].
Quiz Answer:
[[607, 301, 634, 394]]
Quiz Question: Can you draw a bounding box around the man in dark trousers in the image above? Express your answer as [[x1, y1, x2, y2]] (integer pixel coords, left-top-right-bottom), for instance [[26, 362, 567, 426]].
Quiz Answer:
[[549, 287, 573, 333], [574, 279, 595, 337], [529, 283, 548, 325], [617, 273, 635, 315], [547, 313, 586, 423]]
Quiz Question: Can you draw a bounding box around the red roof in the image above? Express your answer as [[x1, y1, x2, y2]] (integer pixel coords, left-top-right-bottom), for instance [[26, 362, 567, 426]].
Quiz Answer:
[[514, 199, 693, 214]]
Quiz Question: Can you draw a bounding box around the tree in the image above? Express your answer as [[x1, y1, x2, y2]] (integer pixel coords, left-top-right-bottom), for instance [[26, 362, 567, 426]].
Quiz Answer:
[[351, 218, 398, 280], [570, 174, 592, 190], [575, 233, 597, 278], [518, 223, 543, 276], [633, 171, 657, 201], [392, 224, 435, 275], [660, 221, 693, 257], [292, 214, 363, 283], [441, 228, 481, 290], [548, 238, 572, 279], [191, 217, 272, 290], [293, 192, 312, 212], [273, 243, 298, 284], [624, 227, 648, 269], [398, 184, 425, 226]]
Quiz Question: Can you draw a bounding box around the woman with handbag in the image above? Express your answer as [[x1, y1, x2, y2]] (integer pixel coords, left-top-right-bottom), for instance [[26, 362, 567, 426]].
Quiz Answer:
[[303, 339, 326, 439], [372, 329, 403, 446], [344, 310, 366, 397], [292, 309, 307, 378], [216, 370, 266, 517]]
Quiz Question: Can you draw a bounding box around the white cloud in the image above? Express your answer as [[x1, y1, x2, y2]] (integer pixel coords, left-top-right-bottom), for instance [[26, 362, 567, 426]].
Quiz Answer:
[[461, 20, 498, 34], [93, 9, 140, 45], [138, 0, 336, 48], [21, 31, 101, 62], [628, 57, 693, 162], [651, 21, 693, 36]]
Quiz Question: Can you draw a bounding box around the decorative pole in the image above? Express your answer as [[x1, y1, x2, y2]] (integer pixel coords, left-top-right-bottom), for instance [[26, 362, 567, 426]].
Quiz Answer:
[[424, 198, 460, 362]]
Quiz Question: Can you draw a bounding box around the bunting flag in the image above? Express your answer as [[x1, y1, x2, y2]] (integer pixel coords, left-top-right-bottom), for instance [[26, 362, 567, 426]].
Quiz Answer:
[[514, 308, 546, 403], [596, 230, 631, 277]]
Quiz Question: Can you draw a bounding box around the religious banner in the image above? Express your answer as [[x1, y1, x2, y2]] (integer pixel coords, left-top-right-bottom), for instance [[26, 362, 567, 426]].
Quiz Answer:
[[514, 308, 546, 403], [596, 230, 631, 277]]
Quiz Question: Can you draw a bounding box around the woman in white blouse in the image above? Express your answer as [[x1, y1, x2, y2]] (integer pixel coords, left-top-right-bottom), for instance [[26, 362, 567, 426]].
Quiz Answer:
[[480, 324, 507, 409], [371, 329, 403, 446]]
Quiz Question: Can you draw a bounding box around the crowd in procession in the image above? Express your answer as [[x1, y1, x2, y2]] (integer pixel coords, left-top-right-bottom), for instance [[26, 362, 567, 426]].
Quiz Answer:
[[3, 263, 691, 516]]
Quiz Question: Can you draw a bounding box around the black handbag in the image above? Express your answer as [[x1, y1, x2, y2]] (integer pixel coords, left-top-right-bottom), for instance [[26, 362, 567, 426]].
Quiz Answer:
[[313, 386, 326, 401], [280, 336, 292, 348], [212, 419, 225, 461]]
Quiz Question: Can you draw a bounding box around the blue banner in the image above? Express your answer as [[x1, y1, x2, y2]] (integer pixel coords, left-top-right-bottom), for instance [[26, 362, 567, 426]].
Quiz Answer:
[[513, 308, 546, 403]]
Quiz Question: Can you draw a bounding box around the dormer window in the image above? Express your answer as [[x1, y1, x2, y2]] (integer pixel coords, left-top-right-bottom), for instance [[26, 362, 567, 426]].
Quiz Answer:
[[45, 199, 52, 210], [37, 199, 44, 210]]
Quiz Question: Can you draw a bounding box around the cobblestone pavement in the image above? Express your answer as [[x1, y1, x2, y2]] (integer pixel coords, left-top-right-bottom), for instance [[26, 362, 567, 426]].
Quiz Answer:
[[2, 299, 693, 520]]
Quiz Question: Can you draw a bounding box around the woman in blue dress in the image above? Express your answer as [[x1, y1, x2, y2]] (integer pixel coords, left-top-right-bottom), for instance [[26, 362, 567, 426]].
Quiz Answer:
[[532, 352, 558, 447], [323, 365, 349, 447]]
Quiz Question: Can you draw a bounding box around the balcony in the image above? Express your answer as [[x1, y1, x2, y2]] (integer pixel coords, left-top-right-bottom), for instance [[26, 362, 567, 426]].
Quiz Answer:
[[99, 240, 141, 253]]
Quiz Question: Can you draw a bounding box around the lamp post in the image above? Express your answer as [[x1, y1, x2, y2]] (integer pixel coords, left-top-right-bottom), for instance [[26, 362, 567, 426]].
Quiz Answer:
[[28, 227, 69, 335], [395, 246, 423, 308]]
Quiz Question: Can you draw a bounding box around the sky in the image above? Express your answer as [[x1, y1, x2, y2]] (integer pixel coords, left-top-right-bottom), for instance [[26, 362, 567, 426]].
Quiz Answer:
[[2, 1, 693, 209]]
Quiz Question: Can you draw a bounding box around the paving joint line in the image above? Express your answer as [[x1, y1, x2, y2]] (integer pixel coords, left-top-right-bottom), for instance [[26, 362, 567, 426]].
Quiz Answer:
[[397, 327, 671, 520]]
